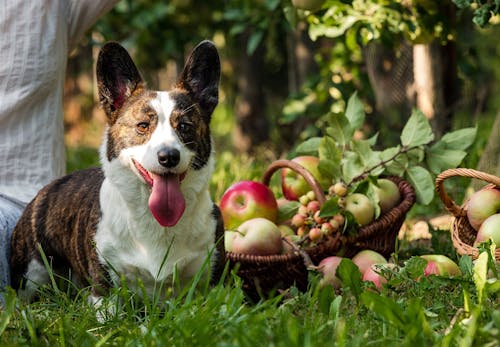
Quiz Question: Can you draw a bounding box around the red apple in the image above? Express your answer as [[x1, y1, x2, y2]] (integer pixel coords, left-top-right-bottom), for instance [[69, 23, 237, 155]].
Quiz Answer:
[[420, 254, 461, 277], [475, 213, 500, 245], [466, 187, 500, 231], [281, 156, 330, 201], [231, 218, 283, 255], [317, 256, 344, 289], [345, 193, 375, 226], [352, 250, 387, 275], [373, 178, 401, 214], [220, 180, 278, 230], [363, 263, 397, 289]]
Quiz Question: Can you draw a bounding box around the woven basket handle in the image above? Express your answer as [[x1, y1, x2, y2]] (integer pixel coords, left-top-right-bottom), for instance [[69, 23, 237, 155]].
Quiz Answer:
[[435, 168, 500, 217], [261, 159, 327, 205]]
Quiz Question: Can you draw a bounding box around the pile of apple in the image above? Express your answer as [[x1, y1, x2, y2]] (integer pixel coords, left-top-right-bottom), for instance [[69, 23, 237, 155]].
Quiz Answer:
[[221, 155, 403, 256], [465, 186, 500, 246], [319, 250, 461, 290]]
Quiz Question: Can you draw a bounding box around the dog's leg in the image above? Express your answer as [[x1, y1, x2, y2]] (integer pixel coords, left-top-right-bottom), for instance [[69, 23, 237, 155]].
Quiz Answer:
[[17, 259, 49, 302], [210, 204, 226, 286]]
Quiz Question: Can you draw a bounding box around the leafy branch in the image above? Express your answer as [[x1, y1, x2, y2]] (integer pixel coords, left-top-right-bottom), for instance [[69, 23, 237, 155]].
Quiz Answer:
[[295, 93, 477, 205]]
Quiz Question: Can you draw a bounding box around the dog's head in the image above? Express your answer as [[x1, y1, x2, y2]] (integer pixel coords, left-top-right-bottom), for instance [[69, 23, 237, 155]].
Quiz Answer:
[[96, 41, 220, 227]]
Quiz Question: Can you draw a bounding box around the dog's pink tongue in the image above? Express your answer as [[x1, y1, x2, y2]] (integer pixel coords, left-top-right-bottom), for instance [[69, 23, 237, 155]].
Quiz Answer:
[[148, 173, 185, 227]]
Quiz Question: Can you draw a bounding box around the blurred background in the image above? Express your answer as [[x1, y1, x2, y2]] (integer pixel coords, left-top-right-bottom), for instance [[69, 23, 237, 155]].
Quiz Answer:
[[63, 0, 500, 214]]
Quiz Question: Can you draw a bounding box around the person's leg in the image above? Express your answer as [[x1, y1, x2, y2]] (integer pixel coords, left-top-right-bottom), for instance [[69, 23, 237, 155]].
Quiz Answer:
[[0, 194, 26, 304]]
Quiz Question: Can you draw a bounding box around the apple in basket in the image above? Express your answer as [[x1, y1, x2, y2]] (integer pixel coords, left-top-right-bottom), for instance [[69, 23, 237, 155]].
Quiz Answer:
[[281, 156, 330, 201], [466, 187, 500, 231], [224, 218, 283, 255], [475, 213, 500, 246], [345, 193, 375, 226], [373, 178, 401, 214], [351, 250, 387, 275], [420, 255, 461, 277], [220, 180, 278, 230]]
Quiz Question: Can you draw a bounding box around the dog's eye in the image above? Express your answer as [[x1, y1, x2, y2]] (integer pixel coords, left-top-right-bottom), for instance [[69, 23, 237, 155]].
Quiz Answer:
[[178, 121, 193, 132], [136, 122, 150, 134]]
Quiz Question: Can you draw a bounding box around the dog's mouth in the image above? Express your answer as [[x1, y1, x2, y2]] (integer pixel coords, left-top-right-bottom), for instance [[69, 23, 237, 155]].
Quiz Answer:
[[132, 159, 187, 227]]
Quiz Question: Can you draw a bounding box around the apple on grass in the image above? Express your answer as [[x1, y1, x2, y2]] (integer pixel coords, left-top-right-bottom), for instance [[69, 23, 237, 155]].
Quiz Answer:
[[281, 156, 330, 201], [226, 217, 283, 255], [363, 263, 397, 290], [373, 178, 401, 214], [466, 187, 500, 231], [220, 180, 278, 231], [317, 256, 344, 289], [345, 193, 375, 226], [475, 213, 500, 246], [351, 250, 387, 275], [420, 255, 461, 277]]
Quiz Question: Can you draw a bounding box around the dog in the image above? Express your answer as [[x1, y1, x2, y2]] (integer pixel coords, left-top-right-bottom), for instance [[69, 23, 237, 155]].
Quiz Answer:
[[9, 40, 225, 305]]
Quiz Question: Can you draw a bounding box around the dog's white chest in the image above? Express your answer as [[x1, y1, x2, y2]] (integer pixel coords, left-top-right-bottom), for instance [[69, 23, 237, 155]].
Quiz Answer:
[[94, 178, 216, 295]]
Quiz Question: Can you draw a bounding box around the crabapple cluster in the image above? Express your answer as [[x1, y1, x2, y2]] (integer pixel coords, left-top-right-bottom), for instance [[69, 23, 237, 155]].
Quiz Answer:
[[290, 190, 345, 243]]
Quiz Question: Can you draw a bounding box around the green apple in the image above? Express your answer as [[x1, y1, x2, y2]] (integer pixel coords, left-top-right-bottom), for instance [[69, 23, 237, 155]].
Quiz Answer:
[[466, 187, 500, 231], [420, 254, 461, 277], [373, 179, 401, 214], [231, 218, 283, 255], [281, 156, 330, 201], [345, 193, 375, 226], [475, 213, 500, 245]]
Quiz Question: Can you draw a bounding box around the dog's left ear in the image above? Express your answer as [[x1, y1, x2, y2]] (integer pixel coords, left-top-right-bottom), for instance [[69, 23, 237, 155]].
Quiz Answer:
[[177, 40, 220, 119]]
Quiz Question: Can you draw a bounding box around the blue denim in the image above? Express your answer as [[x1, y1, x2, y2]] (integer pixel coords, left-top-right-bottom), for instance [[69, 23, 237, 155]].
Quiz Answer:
[[0, 194, 26, 304]]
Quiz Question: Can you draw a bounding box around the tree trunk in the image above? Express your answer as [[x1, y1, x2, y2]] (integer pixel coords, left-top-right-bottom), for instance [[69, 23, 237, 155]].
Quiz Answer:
[[413, 42, 447, 137], [232, 33, 269, 153], [474, 110, 500, 188]]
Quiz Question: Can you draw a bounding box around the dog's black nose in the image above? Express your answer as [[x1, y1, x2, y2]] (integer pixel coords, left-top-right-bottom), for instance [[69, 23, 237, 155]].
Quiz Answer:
[[157, 148, 180, 168]]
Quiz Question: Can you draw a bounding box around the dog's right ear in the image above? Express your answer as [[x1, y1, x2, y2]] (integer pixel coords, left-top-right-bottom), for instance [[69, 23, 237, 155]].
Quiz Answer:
[[96, 42, 145, 124]]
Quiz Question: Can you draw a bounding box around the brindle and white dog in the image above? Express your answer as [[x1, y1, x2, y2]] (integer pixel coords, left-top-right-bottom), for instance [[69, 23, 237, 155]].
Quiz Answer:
[[9, 41, 225, 305]]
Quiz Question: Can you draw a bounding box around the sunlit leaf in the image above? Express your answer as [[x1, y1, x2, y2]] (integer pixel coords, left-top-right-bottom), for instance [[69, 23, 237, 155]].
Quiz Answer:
[[401, 109, 434, 147], [345, 92, 365, 132], [405, 166, 434, 204]]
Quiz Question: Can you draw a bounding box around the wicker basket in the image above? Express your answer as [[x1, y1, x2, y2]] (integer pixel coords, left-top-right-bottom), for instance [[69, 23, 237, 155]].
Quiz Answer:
[[226, 159, 415, 299], [435, 168, 500, 261]]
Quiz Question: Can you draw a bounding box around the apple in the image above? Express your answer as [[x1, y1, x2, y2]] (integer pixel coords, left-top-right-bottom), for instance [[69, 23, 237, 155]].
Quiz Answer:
[[281, 156, 330, 201], [352, 250, 387, 275], [363, 263, 397, 289], [278, 224, 295, 237], [345, 193, 375, 226], [317, 256, 344, 289], [373, 179, 401, 214], [220, 180, 278, 230], [475, 213, 500, 245], [224, 231, 236, 252], [231, 218, 283, 255], [420, 255, 461, 277], [466, 187, 500, 231]]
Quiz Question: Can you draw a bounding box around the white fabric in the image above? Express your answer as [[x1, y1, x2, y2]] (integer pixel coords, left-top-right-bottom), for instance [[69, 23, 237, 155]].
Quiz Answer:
[[0, 0, 118, 203]]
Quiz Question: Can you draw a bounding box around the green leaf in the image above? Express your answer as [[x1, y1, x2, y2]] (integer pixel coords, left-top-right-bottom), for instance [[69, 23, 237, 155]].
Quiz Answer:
[[351, 139, 382, 175], [473, 250, 488, 304], [0, 288, 16, 335], [426, 143, 467, 174], [308, 15, 358, 41], [326, 113, 352, 147], [277, 200, 300, 224], [405, 166, 434, 204], [247, 30, 264, 55], [319, 159, 340, 183], [342, 151, 364, 183], [319, 196, 341, 218], [403, 256, 427, 279], [361, 291, 408, 329], [400, 109, 434, 147], [336, 259, 363, 303], [345, 92, 365, 132], [296, 137, 322, 156], [439, 127, 477, 151], [319, 136, 341, 163]]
